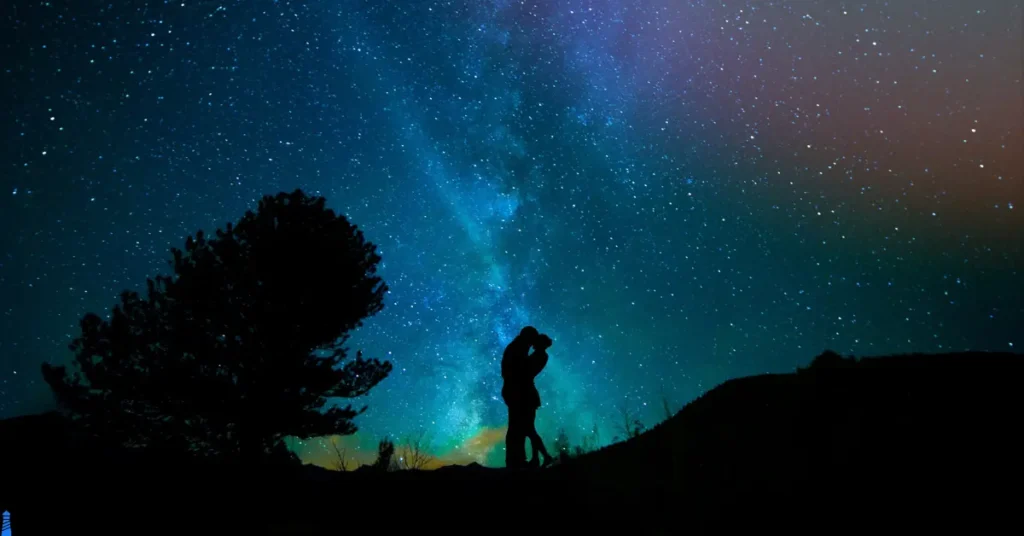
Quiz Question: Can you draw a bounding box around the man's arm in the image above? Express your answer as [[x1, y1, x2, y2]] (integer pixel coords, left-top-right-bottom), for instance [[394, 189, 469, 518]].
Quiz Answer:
[[527, 350, 549, 377]]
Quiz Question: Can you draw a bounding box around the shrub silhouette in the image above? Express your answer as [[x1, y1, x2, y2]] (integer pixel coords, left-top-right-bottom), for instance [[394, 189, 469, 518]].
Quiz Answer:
[[40, 189, 393, 462], [804, 349, 855, 370]]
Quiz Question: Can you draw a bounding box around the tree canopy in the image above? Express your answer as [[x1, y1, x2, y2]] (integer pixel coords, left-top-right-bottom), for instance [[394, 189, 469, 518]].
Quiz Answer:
[[42, 189, 393, 462]]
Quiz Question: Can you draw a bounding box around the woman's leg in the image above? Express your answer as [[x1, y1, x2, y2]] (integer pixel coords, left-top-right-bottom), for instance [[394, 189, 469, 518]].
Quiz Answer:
[[525, 407, 551, 464]]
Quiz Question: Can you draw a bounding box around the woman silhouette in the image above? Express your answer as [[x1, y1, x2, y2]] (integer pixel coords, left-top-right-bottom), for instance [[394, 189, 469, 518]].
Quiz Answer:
[[522, 333, 554, 467]]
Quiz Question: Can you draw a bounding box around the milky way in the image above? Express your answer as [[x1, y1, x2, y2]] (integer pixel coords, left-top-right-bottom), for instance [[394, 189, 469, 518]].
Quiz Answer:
[[1, 1, 1020, 466]]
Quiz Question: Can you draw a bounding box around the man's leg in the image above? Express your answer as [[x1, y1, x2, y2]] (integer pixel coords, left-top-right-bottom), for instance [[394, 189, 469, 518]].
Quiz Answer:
[[513, 430, 527, 468], [506, 406, 526, 468], [505, 406, 516, 468]]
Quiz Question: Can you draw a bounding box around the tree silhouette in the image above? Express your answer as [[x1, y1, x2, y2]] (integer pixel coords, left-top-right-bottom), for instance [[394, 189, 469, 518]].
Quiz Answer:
[[41, 189, 393, 463], [577, 424, 601, 456], [373, 438, 398, 472], [330, 437, 351, 472], [617, 403, 646, 441], [660, 385, 674, 422], [553, 428, 572, 463], [398, 430, 435, 470]]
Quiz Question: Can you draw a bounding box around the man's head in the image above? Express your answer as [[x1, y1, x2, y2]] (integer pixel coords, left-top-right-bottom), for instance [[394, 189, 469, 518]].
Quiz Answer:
[[519, 326, 540, 341]]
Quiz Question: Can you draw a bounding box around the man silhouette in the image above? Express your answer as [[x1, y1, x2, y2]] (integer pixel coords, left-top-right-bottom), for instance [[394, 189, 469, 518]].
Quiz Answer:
[[502, 326, 538, 468]]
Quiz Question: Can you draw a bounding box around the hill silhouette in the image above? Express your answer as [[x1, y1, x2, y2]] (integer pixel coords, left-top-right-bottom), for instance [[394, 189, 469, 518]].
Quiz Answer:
[[558, 350, 1022, 530], [1, 350, 1020, 534]]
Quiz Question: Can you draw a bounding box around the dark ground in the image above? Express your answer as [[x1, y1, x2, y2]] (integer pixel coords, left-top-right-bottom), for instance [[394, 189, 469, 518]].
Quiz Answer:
[[2, 351, 1021, 534]]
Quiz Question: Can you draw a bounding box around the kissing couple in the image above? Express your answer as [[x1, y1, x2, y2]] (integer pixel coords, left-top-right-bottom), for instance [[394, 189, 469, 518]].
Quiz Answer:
[[501, 326, 555, 469]]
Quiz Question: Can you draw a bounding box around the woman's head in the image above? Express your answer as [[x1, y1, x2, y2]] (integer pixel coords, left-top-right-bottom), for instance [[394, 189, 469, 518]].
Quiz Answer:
[[534, 334, 553, 350]]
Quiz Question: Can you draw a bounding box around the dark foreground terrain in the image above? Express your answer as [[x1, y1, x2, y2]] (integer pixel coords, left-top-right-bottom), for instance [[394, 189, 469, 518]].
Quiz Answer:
[[2, 351, 1021, 534]]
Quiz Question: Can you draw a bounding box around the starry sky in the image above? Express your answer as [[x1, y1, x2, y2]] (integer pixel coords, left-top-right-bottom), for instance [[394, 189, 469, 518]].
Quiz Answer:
[[1, 0, 1020, 467]]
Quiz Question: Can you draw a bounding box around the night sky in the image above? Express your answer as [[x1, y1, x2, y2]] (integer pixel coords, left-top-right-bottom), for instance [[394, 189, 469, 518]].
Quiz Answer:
[[1, 1, 1020, 467]]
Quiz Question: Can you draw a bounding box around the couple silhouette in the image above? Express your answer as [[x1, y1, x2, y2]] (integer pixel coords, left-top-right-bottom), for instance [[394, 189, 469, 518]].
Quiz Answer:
[[501, 326, 555, 469]]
